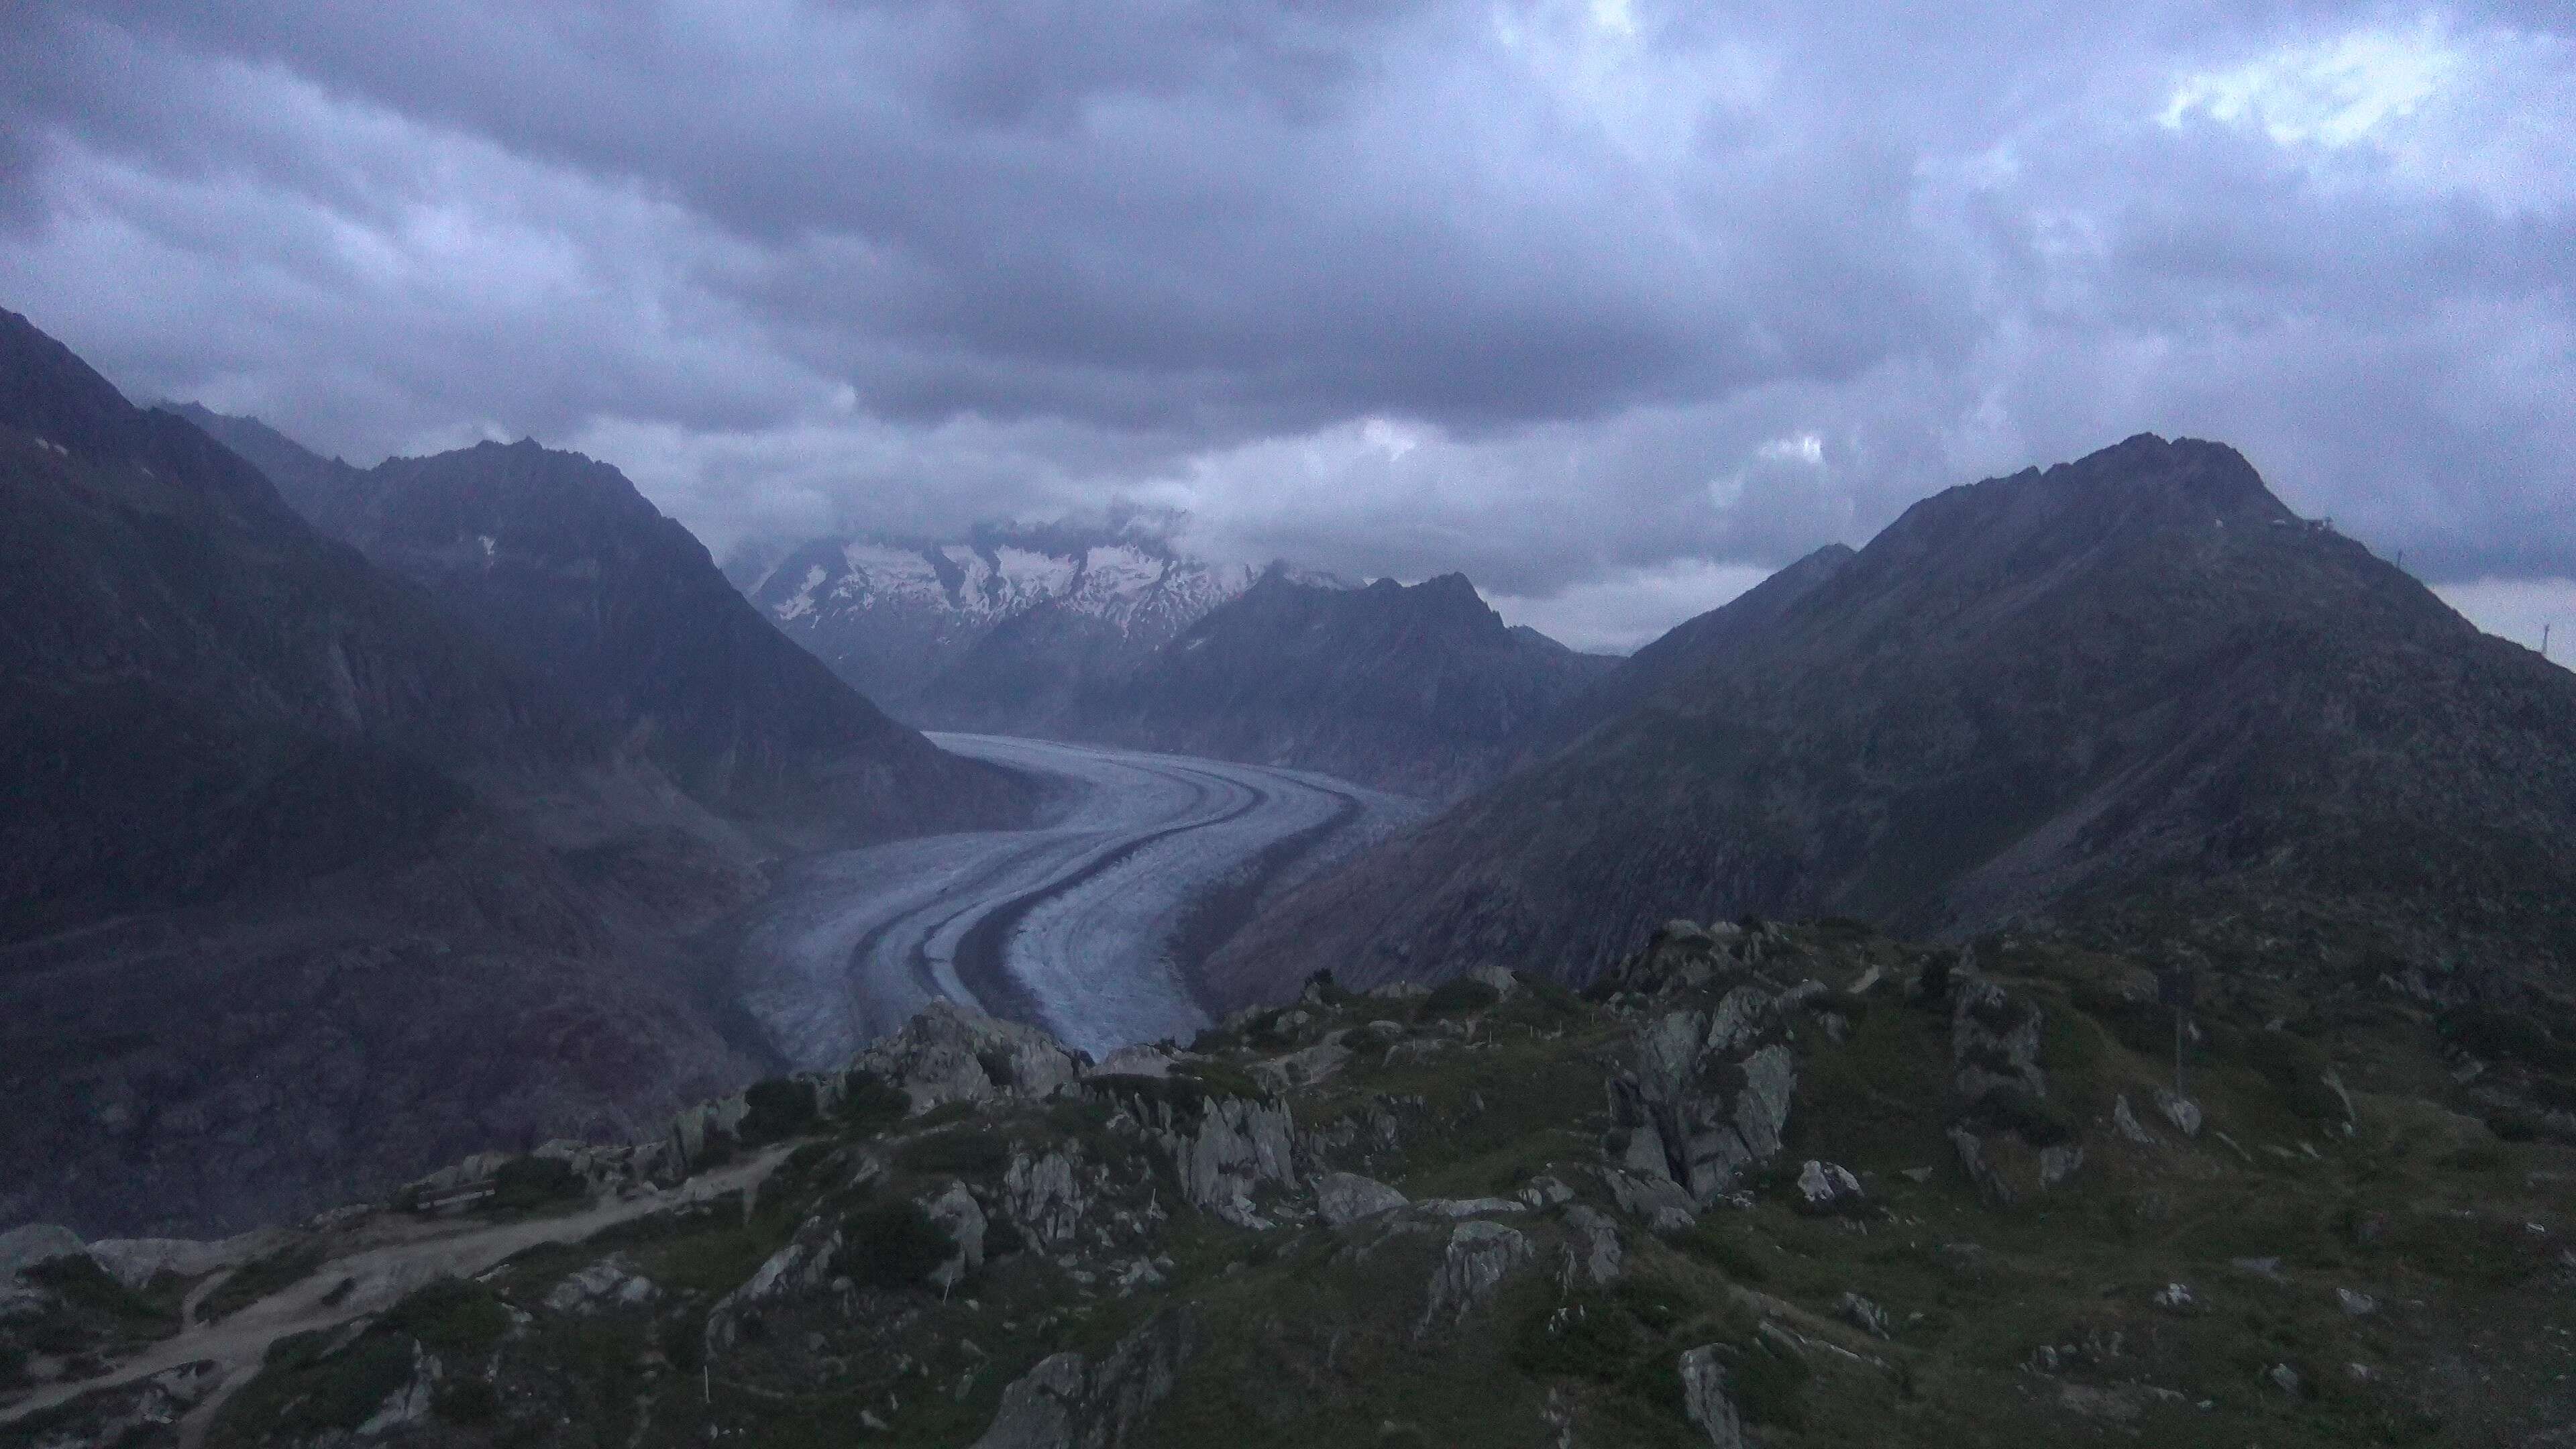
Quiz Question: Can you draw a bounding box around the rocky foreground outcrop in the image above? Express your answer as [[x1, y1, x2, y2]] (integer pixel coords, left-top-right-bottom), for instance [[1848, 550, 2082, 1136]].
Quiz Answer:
[[7, 916, 2573, 1447]]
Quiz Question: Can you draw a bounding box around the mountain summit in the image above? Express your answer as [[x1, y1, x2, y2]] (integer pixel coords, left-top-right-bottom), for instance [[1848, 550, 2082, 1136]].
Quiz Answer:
[[1212, 434, 2576, 1002], [183, 409, 1026, 845], [1061, 568, 1616, 796]]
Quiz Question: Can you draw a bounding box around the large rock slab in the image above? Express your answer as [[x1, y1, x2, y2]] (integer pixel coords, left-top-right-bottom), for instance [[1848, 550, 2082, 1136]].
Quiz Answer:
[[974, 1306, 1203, 1449]]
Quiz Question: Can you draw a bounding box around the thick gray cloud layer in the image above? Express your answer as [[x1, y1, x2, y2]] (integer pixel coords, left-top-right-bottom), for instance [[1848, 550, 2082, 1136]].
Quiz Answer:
[[3, 1, 2571, 650]]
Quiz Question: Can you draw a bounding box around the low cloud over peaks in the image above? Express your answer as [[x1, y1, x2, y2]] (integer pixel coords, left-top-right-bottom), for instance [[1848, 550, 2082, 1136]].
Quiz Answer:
[[4, 1, 2571, 651]]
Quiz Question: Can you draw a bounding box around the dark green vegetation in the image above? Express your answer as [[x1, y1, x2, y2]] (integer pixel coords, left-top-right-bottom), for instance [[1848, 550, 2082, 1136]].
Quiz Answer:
[[0, 1255, 186, 1391], [11, 916, 2565, 1448], [1212, 434, 2576, 1016]]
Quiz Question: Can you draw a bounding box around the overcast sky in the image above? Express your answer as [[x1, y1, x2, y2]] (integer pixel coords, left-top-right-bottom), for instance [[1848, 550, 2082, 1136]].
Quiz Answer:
[[3, 2, 2571, 652]]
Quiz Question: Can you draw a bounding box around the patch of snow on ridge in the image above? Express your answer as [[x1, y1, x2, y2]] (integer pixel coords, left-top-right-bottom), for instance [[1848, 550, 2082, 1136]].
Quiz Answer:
[[993, 547, 1080, 608], [838, 544, 946, 608], [774, 563, 830, 621]]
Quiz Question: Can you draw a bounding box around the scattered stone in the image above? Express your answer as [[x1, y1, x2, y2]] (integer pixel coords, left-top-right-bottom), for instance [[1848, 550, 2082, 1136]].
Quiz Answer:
[[2055, 1383, 2139, 1421], [1250, 1032, 1353, 1093], [2037, 1143, 2084, 1190], [1949, 1128, 2013, 1208], [1417, 1196, 1529, 1219], [2336, 1287, 2378, 1316], [1315, 1173, 1409, 1227], [543, 1254, 659, 1314], [1466, 963, 1521, 1000], [2152, 1282, 2196, 1311], [2153, 1088, 2202, 1138], [1560, 1205, 1624, 1287], [1518, 1175, 1575, 1208], [1598, 1167, 1699, 1233], [926, 1181, 991, 1292], [2231, 1256, 2286, 1283], [1835, 1291, 1893, 1339], [1676, 1346, 1746, 1449], [2267, 1362, 2302, 1397], [1899, 1166, 1935, 1184], [2112, 1095, 2157, 1146], [1794, 1159, 1865, 1216]]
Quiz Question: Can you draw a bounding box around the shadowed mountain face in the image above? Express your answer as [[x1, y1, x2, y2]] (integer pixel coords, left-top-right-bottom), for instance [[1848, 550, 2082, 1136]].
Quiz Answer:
[[2, 320, 576, 941], [183, 409, 1029, 846], [1059, 570, 1618, 798], [1, 309, 786, 1236], [1210, 434, 2576, 1006]]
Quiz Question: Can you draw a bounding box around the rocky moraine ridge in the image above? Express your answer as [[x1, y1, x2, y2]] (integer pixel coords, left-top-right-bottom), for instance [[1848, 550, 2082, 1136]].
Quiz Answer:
[[7, 917, 2573, 1447]]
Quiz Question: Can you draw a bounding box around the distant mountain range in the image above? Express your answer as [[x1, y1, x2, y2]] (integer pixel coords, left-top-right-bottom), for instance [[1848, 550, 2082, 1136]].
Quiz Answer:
[[729, 521, 1269, 721], [734, 521, 1615, 796], [1212, 433, 2576, 1006]]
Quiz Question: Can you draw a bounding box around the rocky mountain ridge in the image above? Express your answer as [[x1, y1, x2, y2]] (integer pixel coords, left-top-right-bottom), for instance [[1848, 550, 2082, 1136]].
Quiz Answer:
[[1212, 433, 2576, 1004], [1050, 570, 1619, 797], [180, 407, 1030, 848], [7, 914, 2572, 1446]]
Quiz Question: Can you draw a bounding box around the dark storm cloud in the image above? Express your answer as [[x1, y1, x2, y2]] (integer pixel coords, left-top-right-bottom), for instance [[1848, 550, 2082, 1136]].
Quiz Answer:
[[1, 1, 2569, 649]]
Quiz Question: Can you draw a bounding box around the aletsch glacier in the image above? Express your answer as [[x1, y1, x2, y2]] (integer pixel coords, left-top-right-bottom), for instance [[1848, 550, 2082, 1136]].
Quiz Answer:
[[730, 734, 1421, 1066]]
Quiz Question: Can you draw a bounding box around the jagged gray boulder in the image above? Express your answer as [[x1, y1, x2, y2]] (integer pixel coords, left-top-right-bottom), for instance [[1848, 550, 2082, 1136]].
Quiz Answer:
[[1316, 1171, 1408, 1226], [1795, 1159, 1865, 1216], [926, 1181, 990, 1291], [2155, 1088, 2203, 1137], [1837, 1291, 1894, 1339], [1418, 1221, 1532, 1334], [852, 999, 1085, 1114], [1561, 1205, 1623, 1287], [1138, 1093, 1297, 1227], [1607, 991, 1799, 1208], [1006, 1149, 1093, 1248], [973, 1306, 1203, 1449], [1951, 971, 2047, 1110], [1677, 1345, 1746, 1448]]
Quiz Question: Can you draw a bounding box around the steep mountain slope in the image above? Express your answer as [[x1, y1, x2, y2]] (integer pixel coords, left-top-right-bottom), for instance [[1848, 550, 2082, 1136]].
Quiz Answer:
[[1211, 435, 2576, 1003], [734, 522, 1259, 721], [182, 410, 1028, 845], [0, 312, 765, 1236], [2, 325, 570, 940], [1523, 542, 1855, 761], [1064, 570, 1617, 797]]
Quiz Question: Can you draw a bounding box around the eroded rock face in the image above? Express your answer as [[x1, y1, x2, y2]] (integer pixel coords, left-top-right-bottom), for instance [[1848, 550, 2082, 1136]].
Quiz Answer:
[[1418, 1221, 1532, 1335], [973, 1306, 1203, 1449]]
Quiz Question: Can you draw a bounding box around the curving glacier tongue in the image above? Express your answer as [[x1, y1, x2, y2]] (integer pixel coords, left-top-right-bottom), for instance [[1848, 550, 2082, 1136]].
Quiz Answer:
[[731, 733, 1421, 1066]]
